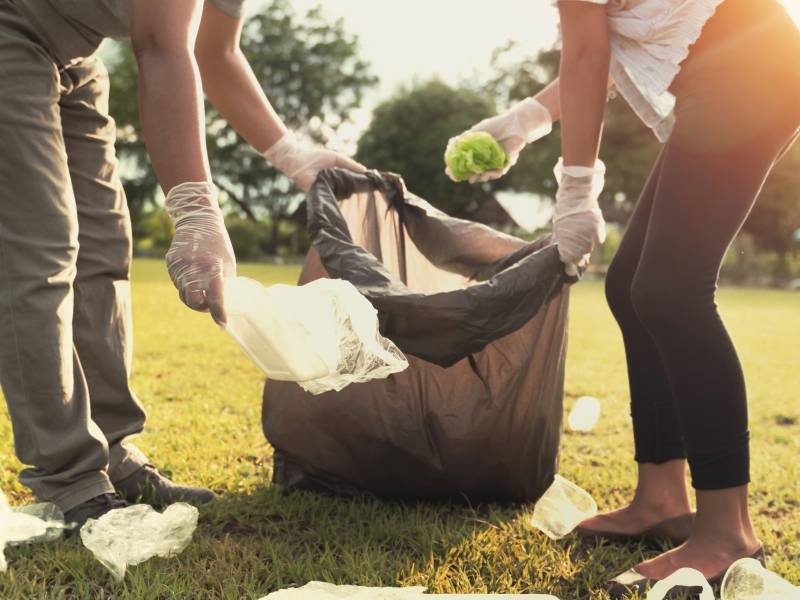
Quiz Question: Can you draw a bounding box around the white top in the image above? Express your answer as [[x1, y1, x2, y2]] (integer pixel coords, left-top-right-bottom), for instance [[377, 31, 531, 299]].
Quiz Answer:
[[558, 0, 725, 142]]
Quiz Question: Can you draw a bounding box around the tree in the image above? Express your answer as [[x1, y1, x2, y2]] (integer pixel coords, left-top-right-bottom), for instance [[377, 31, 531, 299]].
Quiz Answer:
[[355, 79, 497, 217], [106, 0, 377, 252]]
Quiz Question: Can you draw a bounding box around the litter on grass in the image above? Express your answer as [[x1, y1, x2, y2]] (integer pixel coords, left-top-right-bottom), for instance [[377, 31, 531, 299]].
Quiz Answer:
[[646, 568, 714, 600], [0, 490, 68, 573], [224, 276, 408, 395], [721, 557, 800, 600], [260, 581, 561, 599], [528, 475, 597, 540], [567, 396, 601, 432], [79, 503, 198, 581]]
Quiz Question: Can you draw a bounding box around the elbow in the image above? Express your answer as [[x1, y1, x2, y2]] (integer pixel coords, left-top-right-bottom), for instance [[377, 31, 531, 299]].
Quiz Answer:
[[132, 31, 193, 65], [196, 44, 240, 76]]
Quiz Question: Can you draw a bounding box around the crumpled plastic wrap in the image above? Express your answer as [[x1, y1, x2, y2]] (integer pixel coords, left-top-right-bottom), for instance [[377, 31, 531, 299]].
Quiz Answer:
[[444, 132, 508, 182], [721, 557, 800, 600], [224, 277, 408, 395], [0, 490, 67, 572], [79, 503, 198, 581], [528, 475, 598, 540], [260, 582, 561, 599]]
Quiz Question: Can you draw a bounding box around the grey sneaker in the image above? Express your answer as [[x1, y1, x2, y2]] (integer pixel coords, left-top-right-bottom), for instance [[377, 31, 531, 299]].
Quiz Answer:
[[114, 465, 216, 508], [64, 493, 130, 536]]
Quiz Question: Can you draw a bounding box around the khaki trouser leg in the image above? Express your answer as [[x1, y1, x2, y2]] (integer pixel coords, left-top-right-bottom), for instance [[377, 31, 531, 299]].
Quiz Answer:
[[59, 57, 148, 485], [0, 3, 145, 509]]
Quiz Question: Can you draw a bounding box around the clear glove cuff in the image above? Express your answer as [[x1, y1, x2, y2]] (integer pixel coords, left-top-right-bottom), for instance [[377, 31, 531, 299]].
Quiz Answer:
[[164, 181, 221, 225], [553, 157, 605, 221], [513, 98, 554, 143], [262, 132, 305, 177]]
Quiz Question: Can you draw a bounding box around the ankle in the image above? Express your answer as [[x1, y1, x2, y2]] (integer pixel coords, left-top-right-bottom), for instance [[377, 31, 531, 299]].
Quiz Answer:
[[629, 493, 691, 517]]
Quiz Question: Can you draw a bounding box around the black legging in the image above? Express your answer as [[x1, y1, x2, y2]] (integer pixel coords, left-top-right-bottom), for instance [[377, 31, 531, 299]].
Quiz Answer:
[[606, 0, 800, 490]]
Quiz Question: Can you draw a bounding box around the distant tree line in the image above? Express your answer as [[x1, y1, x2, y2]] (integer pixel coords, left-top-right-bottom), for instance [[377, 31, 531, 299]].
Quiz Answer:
[[107, 3, 800, 283]]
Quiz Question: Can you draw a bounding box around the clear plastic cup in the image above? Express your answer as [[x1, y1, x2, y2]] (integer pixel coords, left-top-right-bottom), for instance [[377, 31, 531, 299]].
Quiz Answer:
[[529, 475, 598, 540], [567, 396, 601, 432], [721, 557, 800, 600]]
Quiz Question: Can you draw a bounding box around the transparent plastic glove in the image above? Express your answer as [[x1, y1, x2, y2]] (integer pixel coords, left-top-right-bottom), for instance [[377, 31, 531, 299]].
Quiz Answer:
[[165, 181, 236, 324], [445, 98, 553, 183], [553, 158, 607, 276], [263, 132, 366, 192]]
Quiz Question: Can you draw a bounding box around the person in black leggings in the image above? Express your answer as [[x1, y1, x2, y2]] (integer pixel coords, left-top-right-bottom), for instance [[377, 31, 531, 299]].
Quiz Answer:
[[451, 0, 799, 590], [583, 0, 800, 592]]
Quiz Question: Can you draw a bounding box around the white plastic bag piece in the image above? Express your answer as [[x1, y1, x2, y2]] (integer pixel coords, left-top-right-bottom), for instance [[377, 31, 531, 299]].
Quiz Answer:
[[721, 558, 800, 600], [79, 503, 198, 581], [528, 475, 598, 540], [646, 568, 714, 600], [0, 490, 67, 572], [223, 277, 408, 395], [261, 582, 426, 599], [567, 396, 601, 432], [260, 581, 561, 599]]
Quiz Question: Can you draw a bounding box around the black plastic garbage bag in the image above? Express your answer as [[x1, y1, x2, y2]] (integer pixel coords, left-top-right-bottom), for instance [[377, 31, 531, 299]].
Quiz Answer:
[[262, 169, 571, 503]]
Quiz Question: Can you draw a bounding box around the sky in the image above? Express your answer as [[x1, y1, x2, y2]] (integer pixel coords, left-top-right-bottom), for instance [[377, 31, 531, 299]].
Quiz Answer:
[[286, 0, 560, 101]]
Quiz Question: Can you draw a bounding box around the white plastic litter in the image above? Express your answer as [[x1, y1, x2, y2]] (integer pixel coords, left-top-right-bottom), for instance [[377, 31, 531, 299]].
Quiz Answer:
[[528, 475, 598, 540], [223, 277, 408, 395], [567, 396, 601, 432], [646, 568, 714, 600], [260, 581, 561, 599], [0, 490, 67, 573], [721, 558, 800, 600], [79, 503, 198, 581]]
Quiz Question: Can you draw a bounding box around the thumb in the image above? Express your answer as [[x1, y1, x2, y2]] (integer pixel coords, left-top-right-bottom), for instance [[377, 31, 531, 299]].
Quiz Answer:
[[335, 154, 367, 174]]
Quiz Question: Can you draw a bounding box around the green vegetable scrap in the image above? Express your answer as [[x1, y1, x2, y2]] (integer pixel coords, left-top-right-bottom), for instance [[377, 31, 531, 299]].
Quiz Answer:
[[444, 132, 508, 182]]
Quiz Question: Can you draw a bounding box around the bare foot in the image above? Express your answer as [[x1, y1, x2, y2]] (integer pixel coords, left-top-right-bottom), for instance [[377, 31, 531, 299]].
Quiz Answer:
[[579, 500, 692, 537], [634, 534, 761, 580]]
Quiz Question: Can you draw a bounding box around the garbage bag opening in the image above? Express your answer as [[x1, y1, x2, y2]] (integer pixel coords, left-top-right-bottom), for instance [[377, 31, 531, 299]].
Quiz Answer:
[[263, 169, 570, 504]]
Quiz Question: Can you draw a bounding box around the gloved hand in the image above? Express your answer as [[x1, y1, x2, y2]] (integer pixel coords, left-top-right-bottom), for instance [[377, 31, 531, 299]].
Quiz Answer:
[[445, 98, 553, 183], [552, 158, 607, 276], [165, 181, 236, 324], [263, 132, 367, 192]]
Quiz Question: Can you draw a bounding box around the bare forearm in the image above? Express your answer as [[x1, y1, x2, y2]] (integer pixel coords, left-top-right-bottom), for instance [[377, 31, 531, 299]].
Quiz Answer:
[[137, 49, 211, 191], [198, 49, 287, 154], [534, 78, 561, 123], [559, 52, 609, 166]]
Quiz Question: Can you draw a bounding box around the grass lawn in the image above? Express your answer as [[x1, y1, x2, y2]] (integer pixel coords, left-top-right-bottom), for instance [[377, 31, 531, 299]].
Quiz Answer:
[[1, 258, 798, 599]]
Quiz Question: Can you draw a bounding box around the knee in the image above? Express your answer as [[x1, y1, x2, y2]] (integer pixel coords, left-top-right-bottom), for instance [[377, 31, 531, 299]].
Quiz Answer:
[[629, 272, 683, 335]]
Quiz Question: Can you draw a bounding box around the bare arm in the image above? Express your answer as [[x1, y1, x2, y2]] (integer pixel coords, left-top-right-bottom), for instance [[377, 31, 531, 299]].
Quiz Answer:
[[130, 0, 209, 192], [557, 1, 611, 166], [194, 2, 287, 153], [534, 78, 561, 123]]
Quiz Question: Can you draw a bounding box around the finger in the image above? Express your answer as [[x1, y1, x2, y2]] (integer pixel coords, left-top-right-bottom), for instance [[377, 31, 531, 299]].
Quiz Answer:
[[473, 170, 503, 183], [335, 155, 367, 174], [184, 284, 209, 313], [206, 276, 227, 326]]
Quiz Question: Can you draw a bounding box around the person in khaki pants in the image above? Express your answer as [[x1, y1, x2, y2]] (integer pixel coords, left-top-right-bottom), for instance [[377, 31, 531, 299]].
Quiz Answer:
[[0, 0, 364, 530]]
